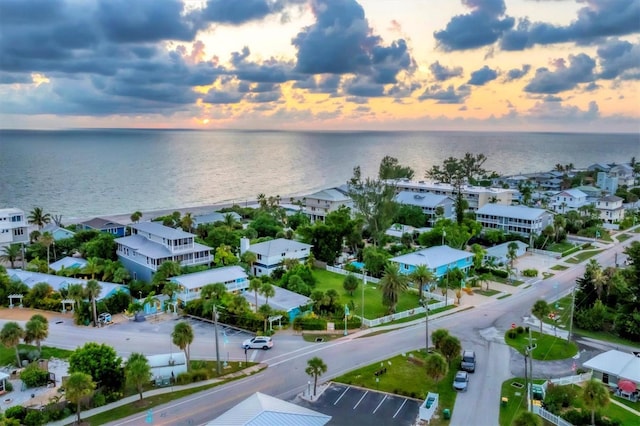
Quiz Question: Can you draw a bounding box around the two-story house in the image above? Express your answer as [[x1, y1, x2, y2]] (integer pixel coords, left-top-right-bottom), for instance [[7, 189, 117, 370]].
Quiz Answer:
[[475, 204, 553, 238], [0, 208, 29, 247], [240, 237, 312, 277], [394, 191, 454, 226], [171, 266, 248, 304], [551, 188, 589, 213], [303, 188, 353, 223], [609, 164, 635, 187], [390, 246, 474, 290], [78, 217, 127, 237], [115, 222, 213, 282], [596, 195, 625, 224]]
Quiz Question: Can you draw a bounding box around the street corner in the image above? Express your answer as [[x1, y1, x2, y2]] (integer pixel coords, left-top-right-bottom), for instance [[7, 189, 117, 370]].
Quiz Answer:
[[298, 381, 331, 403]]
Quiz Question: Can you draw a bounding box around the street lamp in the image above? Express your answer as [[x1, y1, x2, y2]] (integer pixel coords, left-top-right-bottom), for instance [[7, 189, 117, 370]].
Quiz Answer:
[[361, 269, 366, 329], [344, 304, 349, 336]]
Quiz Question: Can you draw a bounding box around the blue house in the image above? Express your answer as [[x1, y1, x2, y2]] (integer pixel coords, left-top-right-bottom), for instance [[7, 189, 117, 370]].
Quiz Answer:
[[78, 217, 127, 237], [390, 245, 474, 284], [41, 223, 76, 241]]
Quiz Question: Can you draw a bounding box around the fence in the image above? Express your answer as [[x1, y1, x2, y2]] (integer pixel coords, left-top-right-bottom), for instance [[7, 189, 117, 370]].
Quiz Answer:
[[325, 265, 380, 284], [548, 371, 592, 386], [527, 248, 562, 259], [359, 292, 451, 327], [532, 405, 574, 426]]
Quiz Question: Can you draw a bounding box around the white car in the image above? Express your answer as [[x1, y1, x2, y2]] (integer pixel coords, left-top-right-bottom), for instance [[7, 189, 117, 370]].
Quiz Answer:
[[242, 336, 273, 350]]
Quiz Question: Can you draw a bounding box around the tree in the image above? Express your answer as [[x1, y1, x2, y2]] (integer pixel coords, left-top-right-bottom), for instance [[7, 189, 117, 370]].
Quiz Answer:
[[65, 372, 96, 424], [343, 274, 359, 296], [440, 334, 462, 363], [260, 282, 275, 306], [125, 353, 152, 401], [38, 231, 54, 266], [181, 212, 194, 232], [0, 322, 24, 367], [161, 281, 180, 302], [0, 244, 21, 269], [506, 242, 518, 269], [582, 379, 609, 426], [512, 411, 542, 426], [378, 155, 415, 180], [431, 329, 449, 352], [24, 314, 48, 353], [241, 251, 257, 274], [172, 322, 194, 370], [532, 300, 550, 334], [409, 265, 435, 306], [249, 278, 262, 313], [586, 259, 606, 300], [130, 211, 142, 223], [69, 342, 123, 391], [85, 279, 102, 327], [305, 357, 328, 397], [424, 353, 448, 383], [379, 263, 409, 313], [27, 207, 51, 229]]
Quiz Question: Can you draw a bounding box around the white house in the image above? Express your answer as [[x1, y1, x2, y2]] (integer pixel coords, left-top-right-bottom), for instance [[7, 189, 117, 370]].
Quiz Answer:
[[475, 204, 553, 237], [484, 241, 529, 266], [551, 188, 589, 213], [582, 350, 640, 388], [171, 266, 249, 304], [303, 188, 353, 223], [394, 191, 454, 225], [596, 195, 625, 223], [609, 164, 635, 187], [240, 238, 312, 277], [0, 208, 29, 247]]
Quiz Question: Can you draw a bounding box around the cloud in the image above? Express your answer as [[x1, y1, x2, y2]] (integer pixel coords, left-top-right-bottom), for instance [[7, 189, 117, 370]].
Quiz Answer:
[[597, 39, 640, 80], [505, 64, 531, 81], [434, 0, 515, 51], [501, 0, 640, 50], [292, 74, 342, 94], [429, 61, 463, 81], [202, 90, 244, 104], [526, 98, 600, 122], [344, 77, 386, 97], [524, 53, 596, 94], [467, 65, 498, 85], [201, 0, 304, 25], [419, 84, 471, 103]]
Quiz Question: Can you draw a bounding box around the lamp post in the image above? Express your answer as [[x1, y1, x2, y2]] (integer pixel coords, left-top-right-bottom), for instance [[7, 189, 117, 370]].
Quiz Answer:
[[425, 282, 430, 351], [213, 304, 221, 375], [344, 304, 349, 336], [361, 269, 366, 329]]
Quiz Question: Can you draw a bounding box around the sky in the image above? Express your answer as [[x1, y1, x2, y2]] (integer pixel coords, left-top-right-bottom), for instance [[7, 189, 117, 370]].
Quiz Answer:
[[0, 0, 638, 132]]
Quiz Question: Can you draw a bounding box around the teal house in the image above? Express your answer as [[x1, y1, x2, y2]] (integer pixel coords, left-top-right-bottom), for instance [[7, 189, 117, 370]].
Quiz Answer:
[[390, 245, 473, 281]]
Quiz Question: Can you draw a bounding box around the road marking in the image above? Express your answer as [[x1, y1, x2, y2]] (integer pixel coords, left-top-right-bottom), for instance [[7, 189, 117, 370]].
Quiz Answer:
[[250, 350, 258, 362], [334, 386, 350, 405], [373, 395, 387, 414], [353, 391, 368, 409], [393, 399, 407, 418]]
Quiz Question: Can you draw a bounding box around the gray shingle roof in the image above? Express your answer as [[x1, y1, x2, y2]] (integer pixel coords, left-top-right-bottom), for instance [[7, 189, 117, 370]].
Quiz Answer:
[[132, 222, 195, 239], [248, 239, 312, 257], [395, 191, 450, 207], [80, 217, 125, 229], [306, 188, 352, 202], [116, 235, 211, 259], [390, 245, 471, 269], [599, 195, 623, 202], [171, 266, 247, 290], [476, 204, 549, 220]]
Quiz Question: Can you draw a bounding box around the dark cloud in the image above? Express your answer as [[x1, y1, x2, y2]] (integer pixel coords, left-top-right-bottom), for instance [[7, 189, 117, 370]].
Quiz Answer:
[[0, 72, 33, 84], [293, 74, 342, 94], [246, 90, 283, 103], [346, 96, 369, 104], [344, 77, 386, 97], [467, 65, 498, 85], [201, 0, 304, 25], [434, 0, 515, 51], [370, 39, 413, 84], [229, 47, 299, 83], [527, 99, 600, 122], [419, 84, 471, 104], [429, 61, 463, 81], [501, 0, 640, 51], [524, 53, 596, 94], [597, 39, 640, 80], [202, 90, 244, 104], [505, 64, 531, 81]]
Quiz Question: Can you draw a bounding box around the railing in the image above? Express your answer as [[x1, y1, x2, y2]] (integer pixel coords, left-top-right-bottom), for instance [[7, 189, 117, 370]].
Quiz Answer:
[[359, 293, 451, 327], [527, 248, 562, 259], [548, 372, 592, 386], [532, 405, 574, 426], [325, 265, 380, 284]]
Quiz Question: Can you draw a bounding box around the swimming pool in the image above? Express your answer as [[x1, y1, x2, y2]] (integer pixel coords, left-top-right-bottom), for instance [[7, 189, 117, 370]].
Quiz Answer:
[[350, 261, 365, 270]]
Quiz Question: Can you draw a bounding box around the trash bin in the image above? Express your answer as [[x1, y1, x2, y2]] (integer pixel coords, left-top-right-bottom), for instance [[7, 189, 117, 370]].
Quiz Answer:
[[443, 409, 451, 419]]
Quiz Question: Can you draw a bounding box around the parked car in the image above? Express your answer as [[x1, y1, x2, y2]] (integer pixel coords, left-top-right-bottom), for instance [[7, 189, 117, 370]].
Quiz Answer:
[[461, 349, 476, 372], [453, 371, 469, 392], [242, 336, 273, 350]]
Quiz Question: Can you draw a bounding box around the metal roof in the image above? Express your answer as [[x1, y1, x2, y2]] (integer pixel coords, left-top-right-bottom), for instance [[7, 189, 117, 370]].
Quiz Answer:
[[131, 221, 195, 239], [395, 191, 450, 208], [116, 234, 211, 259], [390, 245, 472, 269], [171, 266, 247, 290], [248, 238, 312, 257], [583, 350, 640, 383], [476, 204, 549, 221], [243, 285, 311, 312], [305, 188, 352, 202], [80, 217, 125, 229]]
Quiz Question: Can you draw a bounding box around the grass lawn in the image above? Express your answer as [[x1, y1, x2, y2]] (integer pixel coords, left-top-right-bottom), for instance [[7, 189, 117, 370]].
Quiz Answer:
[[504, 330, 578, 361], [617, 233, 632, 242], [542, 272, 554, 279], [564, 384, 640, 426], [550, 265, 568, 271], [475, 289, 501, 297], [499, 378, 547, 426], [546, 242, 575, 253], [334, 351, 460, 426], [565, 250, 603, 264], [313, 268, 420, 319], [0, 344, 73, 367]]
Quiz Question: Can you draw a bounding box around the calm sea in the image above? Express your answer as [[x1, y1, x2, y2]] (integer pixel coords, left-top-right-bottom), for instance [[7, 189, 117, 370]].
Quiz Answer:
[[1, 129, 638, 219]]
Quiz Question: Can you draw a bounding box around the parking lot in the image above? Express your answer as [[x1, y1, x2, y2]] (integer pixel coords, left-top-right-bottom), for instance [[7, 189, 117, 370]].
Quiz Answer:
[[296, 383, 420, 426]]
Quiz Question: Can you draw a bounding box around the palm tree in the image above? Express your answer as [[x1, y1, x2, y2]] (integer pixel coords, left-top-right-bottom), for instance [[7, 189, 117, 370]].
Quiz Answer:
[[305, 357, 328, 397], [27, 207, 51, 229], [586, 259, 607, 300], [65, 372, 96, 424], [0, 322, 25, 367], [85, 279, 102, 327], [249, 278, 262, 313], [181, 212, 194, 232], [83, 257, 102, 280], [506, 242, 518, 270], [125, 353, 152, 401], [257, 193, 267, 209], [283, 257, 299, 271], [532, 300, 550, 334], [242, 251, 257, 275], [582, 379, 609, 426], [425, 353, 448, 383], [24, 314, 48, 353], [260, 282, 275, 307], [409, 265, 435, 349], [39, 231, 54, 266], [223, 213, 238, 229], [130, 211, 142, 223], [0, 244, 21, 268], [379, 263, 409, 314], [172, 322, 194, 370], [67, 283, 84, 312], [161, 281, 180, 302]]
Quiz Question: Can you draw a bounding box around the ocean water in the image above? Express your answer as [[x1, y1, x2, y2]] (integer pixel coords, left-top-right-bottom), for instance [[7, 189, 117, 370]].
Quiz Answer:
[[1, 129, 638, 219]]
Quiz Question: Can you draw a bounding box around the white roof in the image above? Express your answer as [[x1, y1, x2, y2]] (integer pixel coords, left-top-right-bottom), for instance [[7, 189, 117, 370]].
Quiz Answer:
[[6, 269, 127, 300], [556, 188, 587, 198], [476, 204, 549, 220], [305, 188, 352, 202], [244, 285, 311, 312], [248, 239, 312, 257], [390, 245, 471, 269], [0, 208, 24, 215], [208, 392, 331, 426], [49, 256, 88, 272], [171, 266, 247, 290], [395, 191, 450, 208], [131, 222, 195, 239], [116, 234, 211, 259], [583, 350, 640, 383]]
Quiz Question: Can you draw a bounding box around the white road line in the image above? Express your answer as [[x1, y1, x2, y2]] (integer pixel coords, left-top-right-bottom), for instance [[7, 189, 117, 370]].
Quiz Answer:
[[393, 399, 407, 418], [373, 395, 387, 414], [249, 350, 258, 362], [353, 391, 368, 409], [334, 386, 350, 405]]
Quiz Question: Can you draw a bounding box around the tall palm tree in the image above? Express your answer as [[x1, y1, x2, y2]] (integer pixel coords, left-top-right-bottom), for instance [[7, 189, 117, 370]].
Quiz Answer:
[[249, 278, 262, 313], [67, 283, 85, 312], [0, 244, 21, 268], [586, 259, 607, 300], [39, 231, 54, 266], [223, 213, 238, 229], [85, 279, 102, 327], [24, 314, 49, 353], [130, 211, 142, 223], [425, 353, 448, 383], [65, 372, 95, 424], [379, 263, 409, 314], [125, 353, 151, 401], [181, 212, 194, 232], [305, 357, 327, 396], [410, 265, 435, 349], [582, 379, 609, 426], [506, 242, 518, 270], [0, 322, 25, 367], [172, 321, 194, 370], [27, 207, 51, 229], [260, 282, 275, 307], [241, 251, 257, 275], [83, 257, 102, 280]]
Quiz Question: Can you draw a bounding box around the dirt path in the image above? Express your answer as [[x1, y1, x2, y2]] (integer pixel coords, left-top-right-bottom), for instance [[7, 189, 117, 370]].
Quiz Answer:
[[0, 307, 75, 323]]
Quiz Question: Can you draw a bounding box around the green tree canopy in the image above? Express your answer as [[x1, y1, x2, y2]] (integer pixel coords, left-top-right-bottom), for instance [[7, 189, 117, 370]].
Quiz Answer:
[[125, 353, 152, 401], [24, 314, 48, 353], [65, 372, 96, 424], [379, 263, 409, 314], [69, 342, 123, 391], [582, 379, 609, 426], [343, 274, 359, 296], [172, 322, 194, 370], [532, 300, 551, 334], [305, 356, 328, 396], [424, 353, 448, 383], [378, 155, 415, 180], [0, 322, 24, 367]]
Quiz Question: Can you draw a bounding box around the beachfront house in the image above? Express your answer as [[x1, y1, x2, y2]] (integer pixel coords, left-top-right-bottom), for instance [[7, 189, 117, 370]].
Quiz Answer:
[[171, 266, 249, 304], [240, 238, 312, 277], [78, 217, 127, 237], [394, 191, 454, 226], [551, 188, 589, 213], [115, 222, 213, 282], [475, 204, 553, 238], [390, 245, 474, 285], [303, 188, 353, 223], [0, 208, 29, 247], [596, 195, 625, 224], [41, 223, 76, 241], [596, 172, 619, 195], [193, 211, 242, 228], [609, 164, 635, 187]]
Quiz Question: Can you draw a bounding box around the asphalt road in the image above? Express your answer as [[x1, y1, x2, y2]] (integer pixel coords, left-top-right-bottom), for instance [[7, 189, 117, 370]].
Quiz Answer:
[[2, 234, 637, 426]]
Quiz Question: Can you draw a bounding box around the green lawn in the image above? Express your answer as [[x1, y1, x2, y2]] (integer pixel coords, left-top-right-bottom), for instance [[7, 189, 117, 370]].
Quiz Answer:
[[617, 233, 632, 242], [334, 351, 460, 426], [566, 250, 603, 264], [499, 378, 547, 426], [475, 289, 501, 297], [313, 269, 420, 319], [564, 384, 640, 426], [546, 242, 575, 253], [550, 265, 568, 271], [504, 330, 578, 361], [0, 344, 73, 367], [542, 272, 554, 279]]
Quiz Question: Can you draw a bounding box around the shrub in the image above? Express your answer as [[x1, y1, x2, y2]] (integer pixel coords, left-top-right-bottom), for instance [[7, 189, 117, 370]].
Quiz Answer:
[[20, 363, 49, 388], [23, 410, 47, 426], [4, 381, 13, 391], [92, 392, 106, 407], [176, 372, 192, 385], [293, 316, 327, 331], [5, 406, 27, 422], [506, 330, 517, 339], [522, 269, 538, 277], [516, 326, 525, 334], [543, 384, 578, 414], [492, 269, 509, 278], [190, 369, 209, 382]]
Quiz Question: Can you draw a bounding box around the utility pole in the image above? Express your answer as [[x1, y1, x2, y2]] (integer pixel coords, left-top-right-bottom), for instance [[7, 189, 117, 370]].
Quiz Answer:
[[361, 270, 366, 329], [213, 304, 221, 375], [425, 283, 430, 351], [567, 286, 576, 345], [524, 348, 529, 411]]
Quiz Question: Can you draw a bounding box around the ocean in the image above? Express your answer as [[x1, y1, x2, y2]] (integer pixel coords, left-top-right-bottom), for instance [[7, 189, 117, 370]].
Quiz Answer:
[[1, 129, 638, 220]]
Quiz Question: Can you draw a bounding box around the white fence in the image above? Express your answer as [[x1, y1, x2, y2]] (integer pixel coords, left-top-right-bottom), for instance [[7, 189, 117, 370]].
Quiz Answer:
[[532, 405, 574, 426], [548, 372, 592, 386], [325, 265, 380, 284], [359, 292, 452, 327], [527, 248, 562, 259]]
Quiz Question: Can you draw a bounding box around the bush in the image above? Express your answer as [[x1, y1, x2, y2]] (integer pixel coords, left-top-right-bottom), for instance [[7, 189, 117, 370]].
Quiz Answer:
[[5, 406, 27, 422], [492, 269, 509, 278], [543, 384, 578, 414], [190, 369, 209, 382], [23, 410, 47, 426], [506, 330, 517, 339], [176, 371, 193, 385], [293, 316, 327, 331], [516, 326, 524, 334], [92, 392, 106, 407], [522, 269, 538, 277], [20, 363, 49, 388], [4, 381, 13, 391]]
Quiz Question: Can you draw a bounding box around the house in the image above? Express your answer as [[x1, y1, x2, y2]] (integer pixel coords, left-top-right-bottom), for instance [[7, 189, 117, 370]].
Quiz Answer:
[[551, 189, 589, 213], [385, 224, 430, 238], [207, 392, 331, 426], [171, 266, 249, 304], [41, 223, 76, 241], [390, 245, 474, 281], [582, 350, 640, 388], [240, 238, 312, 277], [244, 285, 312, 321], [303, 188, 353, 223], [596, 195, 625, 224], [609, 164, 635, 187], [78, 217, 127, 237], [587, 163, 612, 172], [145, 352, 187, 384], [115, 222, 213, 282], [484, 241, 529, 266], [193, 211, 242, 228], [475, 204, 553, 238], [0, 208, 29, 247], [49, 256, 88, 273], [596, 172, 619, 195], [394, 191, 454, 225], [573, 185, 603, 201]]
